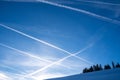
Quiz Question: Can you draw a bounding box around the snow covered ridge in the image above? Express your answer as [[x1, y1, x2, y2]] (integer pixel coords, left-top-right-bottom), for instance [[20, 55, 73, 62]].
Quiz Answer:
[[46, 68, 120, 80]]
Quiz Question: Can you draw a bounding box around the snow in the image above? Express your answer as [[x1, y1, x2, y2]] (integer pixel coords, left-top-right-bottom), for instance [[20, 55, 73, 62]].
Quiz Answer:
[[46, 68, 120, 80]]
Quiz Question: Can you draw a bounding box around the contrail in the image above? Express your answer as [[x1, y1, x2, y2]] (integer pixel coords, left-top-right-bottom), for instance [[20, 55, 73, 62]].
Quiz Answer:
[[0, 64, 25, 74], [0, 24, 71, 55], [0, 43, 70, 68], [3, 0, 120, 25], [24, 43, 93, 77], [76, 0, 120, 6], [24, 26, 105, 78], [0, 24, 92, 64], [36, 0, 120, 25], [0, 43, 52, 63]]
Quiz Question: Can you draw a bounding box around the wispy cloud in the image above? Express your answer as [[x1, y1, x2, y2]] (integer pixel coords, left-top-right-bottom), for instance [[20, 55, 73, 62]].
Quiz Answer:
[[42, 0, 76, 4], [38, 0, 120, 25], [24, 23, 107, 79], [24, 58, 89, 80], [4, 0, 120, 25], [0, 43, 51, 63], [0, 24, 92, 65], [0, 23, 94, 80], [24, 43, 93, 78], [0, 43, 71, 69], [76, 0, 120, 6], [0, 64, 22, 74], [0, 72, 11, 80], [0, 71, 28, 80], [0, 24, 96, 80], [0, 46, 90, 80], [0, 1, 112, 80], [2, 0, 120, 25], [24, 57, 90, 80], [76, 0, 120, 19], [29, 72, 66, 80]]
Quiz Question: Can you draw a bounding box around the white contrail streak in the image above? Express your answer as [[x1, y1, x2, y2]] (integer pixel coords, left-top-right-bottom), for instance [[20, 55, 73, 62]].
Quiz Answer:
[[0, 64, 24, 74], [36, 0, 120, 25], [24, 43, 93, 77], [0, 43, 52, 63], [0, 24, 71, 55], [25, 27, 105, 78], [0, 43, 70, 68], [0, 24, 92, 64], [3, 0, 120, 25], [22, 26, 104, 78], [76, 0, 120, 6], [0, 23, 93, 79]]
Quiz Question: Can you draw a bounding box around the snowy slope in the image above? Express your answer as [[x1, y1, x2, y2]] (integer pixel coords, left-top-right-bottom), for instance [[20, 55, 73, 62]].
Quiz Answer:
[[47, 68, 120, 80]]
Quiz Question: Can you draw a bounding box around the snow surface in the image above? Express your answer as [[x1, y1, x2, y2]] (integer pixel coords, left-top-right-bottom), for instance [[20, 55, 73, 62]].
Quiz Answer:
[[46, 68, 120, 80]]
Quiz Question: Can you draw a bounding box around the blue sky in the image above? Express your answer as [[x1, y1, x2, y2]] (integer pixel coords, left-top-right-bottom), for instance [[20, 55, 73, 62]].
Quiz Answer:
[[0, 0, 120, 80]]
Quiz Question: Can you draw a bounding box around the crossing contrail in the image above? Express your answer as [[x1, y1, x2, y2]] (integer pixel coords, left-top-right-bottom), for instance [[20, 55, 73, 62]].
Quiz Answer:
[[0, 43, 70, 68], [24, 43, 93, 77], [0, 24, 92, 64], [24, 27, 106, 78], [0, 43, 52, 63], [76, 0, 120, 6], [3, 0, 120, 25], [35, 0, 120, 25]]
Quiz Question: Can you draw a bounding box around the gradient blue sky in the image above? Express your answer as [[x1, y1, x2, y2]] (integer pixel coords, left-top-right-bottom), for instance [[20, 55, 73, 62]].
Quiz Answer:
[[0, 0, 120, 80]]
